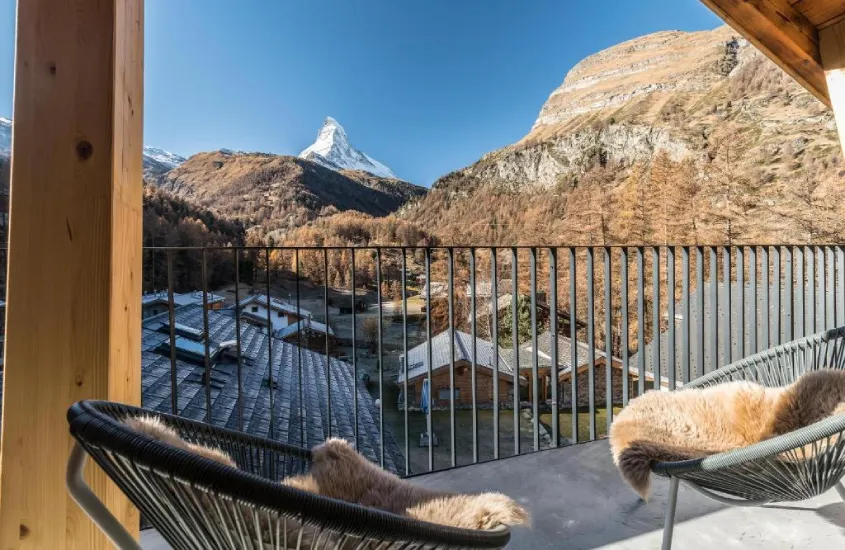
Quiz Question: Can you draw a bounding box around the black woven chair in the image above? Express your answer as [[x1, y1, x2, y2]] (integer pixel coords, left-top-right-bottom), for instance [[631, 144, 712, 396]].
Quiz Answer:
[[66, 401, 513, 550], [654, 326, 845, 550]]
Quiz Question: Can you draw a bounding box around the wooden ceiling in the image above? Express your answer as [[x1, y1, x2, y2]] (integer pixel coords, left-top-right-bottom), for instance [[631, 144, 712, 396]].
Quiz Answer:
[[700, 0, 845, 107]]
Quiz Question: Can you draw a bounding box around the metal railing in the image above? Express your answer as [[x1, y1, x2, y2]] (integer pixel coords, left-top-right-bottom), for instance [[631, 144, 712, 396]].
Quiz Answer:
[[142, 245, 845, 476]]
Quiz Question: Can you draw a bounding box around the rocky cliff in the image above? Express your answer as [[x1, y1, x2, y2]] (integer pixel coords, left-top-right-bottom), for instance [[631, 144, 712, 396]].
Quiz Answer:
[[405, 26, 843, 245]]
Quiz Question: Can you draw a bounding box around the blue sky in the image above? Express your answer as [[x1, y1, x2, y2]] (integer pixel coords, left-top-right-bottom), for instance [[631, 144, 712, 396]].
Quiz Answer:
[[0, 1, 721, 185]]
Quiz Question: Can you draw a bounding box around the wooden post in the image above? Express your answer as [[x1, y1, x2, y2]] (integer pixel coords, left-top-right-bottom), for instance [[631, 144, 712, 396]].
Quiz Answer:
[[821, 20, 845, 153], [0, 0, 143, 548]]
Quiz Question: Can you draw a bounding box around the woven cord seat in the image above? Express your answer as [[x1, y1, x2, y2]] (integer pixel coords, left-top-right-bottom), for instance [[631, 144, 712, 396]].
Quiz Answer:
[[654, 326, 845, 549], [66, 401, 512, 550]]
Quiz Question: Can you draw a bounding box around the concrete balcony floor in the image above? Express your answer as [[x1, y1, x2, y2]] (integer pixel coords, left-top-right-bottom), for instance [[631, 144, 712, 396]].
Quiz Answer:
[[141, 440, 845, 549]]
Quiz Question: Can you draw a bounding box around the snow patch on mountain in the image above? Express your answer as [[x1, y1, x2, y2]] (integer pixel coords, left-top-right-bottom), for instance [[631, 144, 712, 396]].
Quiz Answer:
[[0, 117, 11, 157], [143, 147, 186, 171], [299, 117, 398, 179], [0, 118, 184, 176]]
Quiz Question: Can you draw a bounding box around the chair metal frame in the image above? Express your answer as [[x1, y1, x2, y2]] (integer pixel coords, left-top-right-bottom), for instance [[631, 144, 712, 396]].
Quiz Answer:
[[66, 400, 512, 550], [654, 326, 845, 549]]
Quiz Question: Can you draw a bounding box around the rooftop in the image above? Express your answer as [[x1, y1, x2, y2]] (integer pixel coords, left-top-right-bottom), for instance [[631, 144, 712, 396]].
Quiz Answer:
[[238, 294, 313, 318], [400, 330, 517, 382], [141, 290, 225, 307], [141, 304, 403, 472]]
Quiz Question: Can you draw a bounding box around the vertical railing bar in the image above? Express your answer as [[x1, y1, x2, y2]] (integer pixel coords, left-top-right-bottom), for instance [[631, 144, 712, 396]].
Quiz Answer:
[[827, 247, 835, 330], [425, 248, 433, 471], [401, 248, 409, 475], [695, 247, 704, 377], [549, 247, 560, 446], [682, 247, 690, 385], [651, 247, 660, 390], [511, 248, 520, 456], [621, 248, 630, 405], [722, 245, 731, 367], [447, 248, 456, 468], [818, 246, 825, 331], [604, 247, 613, 432], [808, 246, 815, 335], [234, 248, 243, 432], [323, 249, 331, 439], [749, 247, 757, 354], [202, 249, 212, 424], [784, 247, 793, 343], [265, 248, 274, 439], [491, 248, 500, 460], [470, 247, 479, 463], [530, 247, 540, 451], [709, 246, 717, 373], [587, 247, 596, 440], [737, 246, 744, 360], [762, 246, 770, 349], [774, 246, 781, 346], [637, 247, 645, 394], [295, 249, 304, 447], [667, 247, 676, 390], [351, 249, 359, 449], [570, 247, 579, 443], [795, 247, 804, 340], [837, 246, 845, 328], [166, 250, 178, 415], [376, 249, 385, 468]]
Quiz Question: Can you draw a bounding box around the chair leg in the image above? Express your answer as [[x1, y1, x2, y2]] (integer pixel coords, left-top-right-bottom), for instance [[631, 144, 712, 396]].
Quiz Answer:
[[66, 442, 142, 550], [662, 477, 680, 550], [836, 482, 845, 502]]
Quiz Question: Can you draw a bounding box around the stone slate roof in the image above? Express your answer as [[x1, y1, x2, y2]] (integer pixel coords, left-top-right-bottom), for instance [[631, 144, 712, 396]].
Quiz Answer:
[[400, 330, 516, 383], [238, 294, 312, 318], [141, 304, 403, 473]]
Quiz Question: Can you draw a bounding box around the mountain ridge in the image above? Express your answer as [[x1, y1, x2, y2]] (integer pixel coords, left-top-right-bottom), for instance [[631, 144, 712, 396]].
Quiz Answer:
[[154, 149, 425, 239], [403, 25, 844, 246]]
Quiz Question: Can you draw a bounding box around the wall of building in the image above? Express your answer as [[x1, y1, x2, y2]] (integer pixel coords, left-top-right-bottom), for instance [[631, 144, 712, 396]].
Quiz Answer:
[[559, 362, 650, 408], [407, 361, 514, 408], [244, 303, 291, 334]]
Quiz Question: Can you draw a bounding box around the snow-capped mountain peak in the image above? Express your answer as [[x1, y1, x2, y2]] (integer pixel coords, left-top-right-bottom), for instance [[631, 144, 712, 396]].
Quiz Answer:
[[299, 117, 398, 179]]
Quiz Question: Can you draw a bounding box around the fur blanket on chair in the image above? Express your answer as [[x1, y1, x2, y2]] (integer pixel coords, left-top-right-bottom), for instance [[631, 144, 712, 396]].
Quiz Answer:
[[125, 417, 529, 532], [609, 369, 845, 500]]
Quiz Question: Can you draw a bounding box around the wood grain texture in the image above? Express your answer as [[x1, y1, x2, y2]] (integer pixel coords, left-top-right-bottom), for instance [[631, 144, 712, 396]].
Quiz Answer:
[[701, 0, 830, 106], [821, 20, 845, 153], [792, 0, 845, 28], [0, 1, 143, 548]]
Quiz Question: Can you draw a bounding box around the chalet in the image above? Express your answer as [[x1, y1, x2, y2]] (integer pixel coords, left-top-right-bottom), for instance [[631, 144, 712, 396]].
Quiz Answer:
[[237, 294, 311, 335], [277, 318, 336, 353], [397, 330, 523, 410], [141, 290, 226, 319]]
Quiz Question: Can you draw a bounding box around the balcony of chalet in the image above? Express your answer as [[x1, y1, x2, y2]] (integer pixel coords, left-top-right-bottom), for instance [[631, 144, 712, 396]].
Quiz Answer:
[[1, 1, 845, 550]]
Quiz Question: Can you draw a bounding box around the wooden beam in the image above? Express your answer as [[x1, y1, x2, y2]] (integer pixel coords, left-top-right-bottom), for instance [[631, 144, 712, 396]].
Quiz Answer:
[[701, 0, 830, 106], [0, 0, 143, 548], [821, 20, 845, 153]]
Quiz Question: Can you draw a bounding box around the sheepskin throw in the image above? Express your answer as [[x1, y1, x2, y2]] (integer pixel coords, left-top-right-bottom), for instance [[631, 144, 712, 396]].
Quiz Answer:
[[126, 417, 529, 531], [609, 369, 845, 499]]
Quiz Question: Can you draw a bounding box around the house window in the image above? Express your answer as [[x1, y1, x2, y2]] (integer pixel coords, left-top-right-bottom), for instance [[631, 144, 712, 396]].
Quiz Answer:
[[438, 387, 460, 401], [251, 306, 258, 313], [278, 311, 284, 318]]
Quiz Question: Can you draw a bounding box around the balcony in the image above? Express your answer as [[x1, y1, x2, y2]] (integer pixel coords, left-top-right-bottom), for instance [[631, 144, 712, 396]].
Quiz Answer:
[[2, 1, 845, 548], [122, 244, 845, 547]]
